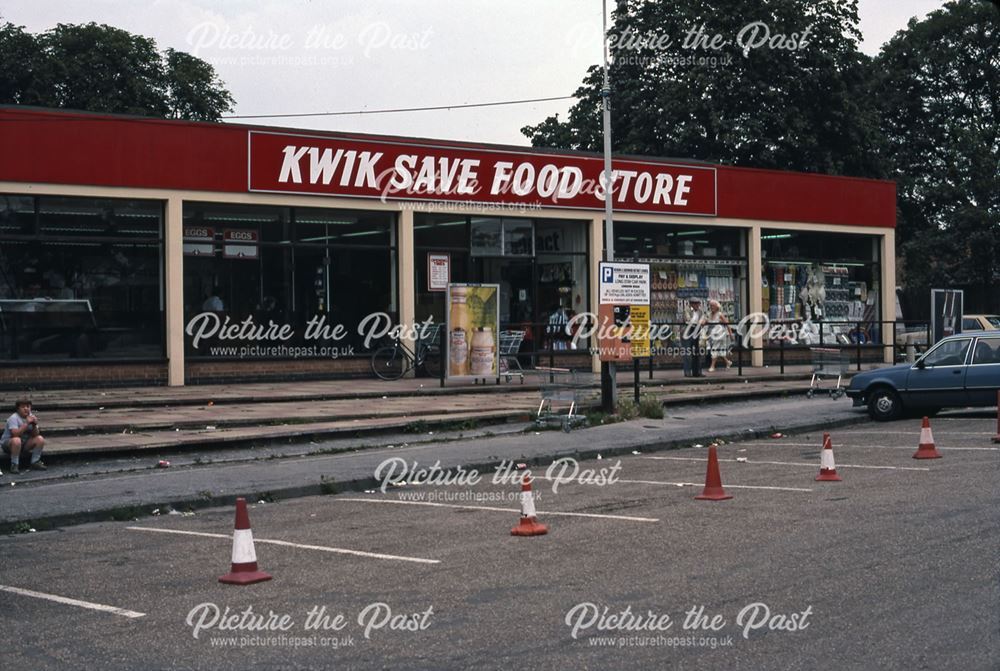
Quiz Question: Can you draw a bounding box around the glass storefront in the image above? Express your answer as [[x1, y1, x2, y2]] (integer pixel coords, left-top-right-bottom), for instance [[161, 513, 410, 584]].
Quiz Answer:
[[614, 222, 749, 327], [415, 215, 589, 351], [0, 194, 164, 360], [182, 203, 396, 356], [761, 230, 882, 343], [0, 190, 891, 374]]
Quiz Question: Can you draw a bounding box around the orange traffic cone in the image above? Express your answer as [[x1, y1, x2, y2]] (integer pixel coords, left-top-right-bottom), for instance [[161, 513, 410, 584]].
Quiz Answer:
[[695, 445, 732, 501], [912, 416, 942, 460], [219, 498, 272, 585], [815, 432, 842, 482], [511, 469, 548, 536]]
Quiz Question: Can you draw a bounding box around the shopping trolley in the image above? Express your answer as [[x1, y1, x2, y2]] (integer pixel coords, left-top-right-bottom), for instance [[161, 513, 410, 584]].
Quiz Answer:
[[531, 367, 592, 432], [497, 329, 526, 383], [807, 347, 849, 399]]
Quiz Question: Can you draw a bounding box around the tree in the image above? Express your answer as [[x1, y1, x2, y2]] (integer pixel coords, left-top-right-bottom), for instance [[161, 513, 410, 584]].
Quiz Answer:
[[522, 0, 886, 178], [874, 0, 999, 296], [0, 22, 45, 106], [0, 21, 235, 120], [164, 48, 236, 121]]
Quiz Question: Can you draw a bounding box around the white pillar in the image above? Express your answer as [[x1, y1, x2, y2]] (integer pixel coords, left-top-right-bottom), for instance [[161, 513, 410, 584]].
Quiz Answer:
[[398, 209, 416, 376], [164, 197, 185, 386], [589, 216, 604, 373], [748, 224, 764, 367], [881, 228, 896, 364]]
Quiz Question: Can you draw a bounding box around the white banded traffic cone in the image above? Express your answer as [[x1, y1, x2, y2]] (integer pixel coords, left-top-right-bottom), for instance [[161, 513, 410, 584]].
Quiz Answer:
[[913, 416, 942, 459], [511, 470, 548, 537], [219, 497, 272, 585], [815, 432, 842, 481]]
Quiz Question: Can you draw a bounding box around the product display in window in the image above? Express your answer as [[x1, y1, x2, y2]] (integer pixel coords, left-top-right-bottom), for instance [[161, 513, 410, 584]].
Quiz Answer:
[[647, 261, 743, 325], [764, 262, 880, 343]]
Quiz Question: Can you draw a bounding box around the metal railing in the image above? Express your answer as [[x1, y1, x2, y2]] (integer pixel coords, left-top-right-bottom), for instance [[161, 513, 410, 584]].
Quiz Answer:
[[418, 318, 934, 388]]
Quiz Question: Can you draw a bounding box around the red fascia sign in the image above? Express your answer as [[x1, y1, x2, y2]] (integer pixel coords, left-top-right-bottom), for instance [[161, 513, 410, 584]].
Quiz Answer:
[[248, 131, 717, 216]]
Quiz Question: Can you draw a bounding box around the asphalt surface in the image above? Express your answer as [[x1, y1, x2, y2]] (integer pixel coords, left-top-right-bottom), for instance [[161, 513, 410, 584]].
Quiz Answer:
[[0, 396, 868, 528], [1, 410, 997, 670]]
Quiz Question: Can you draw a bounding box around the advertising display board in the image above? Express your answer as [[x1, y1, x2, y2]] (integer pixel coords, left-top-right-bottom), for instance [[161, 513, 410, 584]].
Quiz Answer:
[[428, 253, 450, 292], [446, 283, 499, 379], [597, 263, 651, 363]]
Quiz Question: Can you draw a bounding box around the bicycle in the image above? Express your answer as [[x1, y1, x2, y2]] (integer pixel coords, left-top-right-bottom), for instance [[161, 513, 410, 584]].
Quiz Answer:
[[370, 328, 442, 380]]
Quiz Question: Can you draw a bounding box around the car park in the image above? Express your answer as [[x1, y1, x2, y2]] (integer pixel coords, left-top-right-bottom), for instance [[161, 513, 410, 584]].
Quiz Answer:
[[847, 331, 1000, 420]]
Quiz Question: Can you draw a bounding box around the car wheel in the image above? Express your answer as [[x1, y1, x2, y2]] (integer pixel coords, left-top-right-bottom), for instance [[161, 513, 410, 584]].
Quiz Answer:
[[867, 387, 903, 421]]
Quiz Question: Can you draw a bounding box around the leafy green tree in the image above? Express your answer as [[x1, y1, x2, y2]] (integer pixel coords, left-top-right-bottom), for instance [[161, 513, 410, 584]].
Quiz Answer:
[[38, 23, 169, 116], [874, 0, 999, 295], [522, 0, 885, 178], [0, 21, 235, 120], [164, 48, 236, 120], [0, 22, 45, 105]]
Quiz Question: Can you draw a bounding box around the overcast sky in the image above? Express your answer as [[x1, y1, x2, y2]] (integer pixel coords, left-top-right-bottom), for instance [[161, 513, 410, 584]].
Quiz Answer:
[[3, 0, 949, 145]]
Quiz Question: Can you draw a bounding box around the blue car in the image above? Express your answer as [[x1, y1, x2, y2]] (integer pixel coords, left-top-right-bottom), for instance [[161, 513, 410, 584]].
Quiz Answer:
[[846, 331, 1000, 421]]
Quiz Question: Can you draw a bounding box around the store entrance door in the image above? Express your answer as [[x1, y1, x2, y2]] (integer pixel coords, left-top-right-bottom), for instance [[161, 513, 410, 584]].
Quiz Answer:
[[471, 258, 534, 327]]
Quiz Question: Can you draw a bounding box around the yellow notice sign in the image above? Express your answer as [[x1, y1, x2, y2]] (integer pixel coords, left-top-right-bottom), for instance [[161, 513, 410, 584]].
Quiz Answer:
[[630, 305, 650, 358]]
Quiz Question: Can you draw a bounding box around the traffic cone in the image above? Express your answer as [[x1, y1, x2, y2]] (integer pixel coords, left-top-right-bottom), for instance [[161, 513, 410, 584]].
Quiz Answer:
[[219, 498, 272, 585], [912, 416, 942, 460], [511, 470, 548, 536], [815, 432, 842, 481], [695, 445, 732, 501]]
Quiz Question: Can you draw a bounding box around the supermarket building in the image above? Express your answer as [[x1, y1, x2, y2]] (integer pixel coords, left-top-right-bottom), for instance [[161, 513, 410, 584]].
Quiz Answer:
[[0, 106, 896, 388]]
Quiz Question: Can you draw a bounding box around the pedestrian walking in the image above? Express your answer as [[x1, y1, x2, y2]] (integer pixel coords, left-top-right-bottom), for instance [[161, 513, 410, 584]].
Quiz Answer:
[[702, 300, 734, 372]]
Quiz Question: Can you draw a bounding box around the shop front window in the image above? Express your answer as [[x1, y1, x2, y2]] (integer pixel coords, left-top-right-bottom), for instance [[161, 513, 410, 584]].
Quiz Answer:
[[415, 214, 470, 332], [0, 195, 164, 361], [415, 214, 590, 355], [614, 222, 749, 328], [183, 203, 396, 358], [761, 230, 882, 344]]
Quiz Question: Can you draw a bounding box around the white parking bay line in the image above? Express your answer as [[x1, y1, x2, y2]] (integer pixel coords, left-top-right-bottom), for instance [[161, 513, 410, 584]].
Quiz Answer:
[[841, 431, 996, 437], [126, 527, 439, 565], [0, 585, 145, 619], [611, 477, 812, 493], [746, 442, 1000, 451], [646, 456, 931, 471], [530, 474, 812, 493], [333, 497, 659, 523]]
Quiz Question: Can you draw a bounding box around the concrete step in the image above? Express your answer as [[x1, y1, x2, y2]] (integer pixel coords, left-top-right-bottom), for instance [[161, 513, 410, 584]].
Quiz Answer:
[[38, 409, 533, 457], [31, 382, 822, 455], [18, 371, 821, 411]]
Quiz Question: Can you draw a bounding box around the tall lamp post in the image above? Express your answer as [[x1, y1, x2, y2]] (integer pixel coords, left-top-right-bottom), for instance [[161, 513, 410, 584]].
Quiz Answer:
[[600, 0, 618, 411]]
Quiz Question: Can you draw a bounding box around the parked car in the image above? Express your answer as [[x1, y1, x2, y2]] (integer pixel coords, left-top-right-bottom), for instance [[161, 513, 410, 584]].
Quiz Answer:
[[962, 314, 1000, 331], [847, 331, 1000, 420], [893, 315, 1000, 361]]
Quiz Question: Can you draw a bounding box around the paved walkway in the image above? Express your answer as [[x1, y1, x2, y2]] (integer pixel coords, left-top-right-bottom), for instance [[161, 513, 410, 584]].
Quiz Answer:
[[15, 364, 845, 409], [0, 396, 874, 529], [2, 364, 878, 457]]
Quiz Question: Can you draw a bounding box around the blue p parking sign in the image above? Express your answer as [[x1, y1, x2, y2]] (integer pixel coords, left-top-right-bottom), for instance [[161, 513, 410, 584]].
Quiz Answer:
[[599, 262, 650, 305]]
